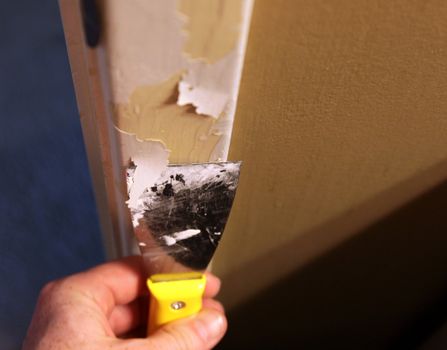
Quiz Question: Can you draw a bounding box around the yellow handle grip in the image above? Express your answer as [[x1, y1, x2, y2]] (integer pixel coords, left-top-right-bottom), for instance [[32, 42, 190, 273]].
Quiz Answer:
[[147, 272, 206, 334]]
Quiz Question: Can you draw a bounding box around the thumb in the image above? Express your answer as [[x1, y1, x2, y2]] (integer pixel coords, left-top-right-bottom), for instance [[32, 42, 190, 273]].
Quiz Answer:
[[118, 308, 227, 350]]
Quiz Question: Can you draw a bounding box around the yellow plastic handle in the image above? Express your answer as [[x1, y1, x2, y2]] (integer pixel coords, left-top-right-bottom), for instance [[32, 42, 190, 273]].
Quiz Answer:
[[147, 272, 206, 334]]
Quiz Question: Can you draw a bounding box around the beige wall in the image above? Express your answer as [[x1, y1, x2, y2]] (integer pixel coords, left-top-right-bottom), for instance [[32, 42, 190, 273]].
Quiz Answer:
[[214, 0, 447, 326]]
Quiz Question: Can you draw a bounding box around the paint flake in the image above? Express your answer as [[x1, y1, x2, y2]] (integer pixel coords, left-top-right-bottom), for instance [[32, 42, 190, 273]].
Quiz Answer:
[[175, 53, 239, 119], [162, 229, 202, 246], [117, 132, 170, 225], [177, 79, 228, 118]]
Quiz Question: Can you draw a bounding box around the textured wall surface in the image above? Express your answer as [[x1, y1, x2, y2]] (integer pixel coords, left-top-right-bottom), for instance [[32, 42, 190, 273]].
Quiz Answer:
[[215, 0, 447, 348]]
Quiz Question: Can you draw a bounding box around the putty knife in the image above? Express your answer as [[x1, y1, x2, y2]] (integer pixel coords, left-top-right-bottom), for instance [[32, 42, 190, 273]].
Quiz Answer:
[[129, 161, 241, 334]]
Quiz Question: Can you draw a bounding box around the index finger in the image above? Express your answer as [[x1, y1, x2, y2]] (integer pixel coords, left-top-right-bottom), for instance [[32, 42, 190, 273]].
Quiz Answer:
[[74, 255, 147, 315]]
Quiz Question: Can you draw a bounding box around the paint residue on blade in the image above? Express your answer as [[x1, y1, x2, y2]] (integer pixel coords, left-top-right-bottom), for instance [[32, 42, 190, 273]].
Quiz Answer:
[[135, 163, 241, 269], [163, 229, 202, 246]]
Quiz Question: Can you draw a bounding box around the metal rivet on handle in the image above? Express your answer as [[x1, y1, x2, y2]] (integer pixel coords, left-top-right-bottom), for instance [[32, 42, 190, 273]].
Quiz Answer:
[[171, 301, 186, 310]]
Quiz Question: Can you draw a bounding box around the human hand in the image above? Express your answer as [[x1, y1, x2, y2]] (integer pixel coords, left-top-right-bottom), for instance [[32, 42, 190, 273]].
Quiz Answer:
[[23, 256, 227, 350]]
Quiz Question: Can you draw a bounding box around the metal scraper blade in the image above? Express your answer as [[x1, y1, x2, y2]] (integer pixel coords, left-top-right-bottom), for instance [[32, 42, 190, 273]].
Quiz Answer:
[[132, 161, 241, 276]]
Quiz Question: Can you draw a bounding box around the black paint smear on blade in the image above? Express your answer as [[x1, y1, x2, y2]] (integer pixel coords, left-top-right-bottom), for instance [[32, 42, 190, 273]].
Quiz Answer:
[[141, 174, 238, 270]]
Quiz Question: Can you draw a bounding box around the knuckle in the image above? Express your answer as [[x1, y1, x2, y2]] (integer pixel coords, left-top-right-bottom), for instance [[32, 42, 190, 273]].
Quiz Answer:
[[38, 277, 72, 304], [39, 281, 57, 300]]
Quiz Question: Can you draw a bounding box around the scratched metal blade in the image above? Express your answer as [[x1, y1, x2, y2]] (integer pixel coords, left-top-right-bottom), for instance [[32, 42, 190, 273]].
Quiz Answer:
[[132, 162, 241, 276]]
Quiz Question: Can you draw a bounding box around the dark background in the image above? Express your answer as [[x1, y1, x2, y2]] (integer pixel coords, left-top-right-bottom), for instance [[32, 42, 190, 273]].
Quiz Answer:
[[0, 1, 104, 348]]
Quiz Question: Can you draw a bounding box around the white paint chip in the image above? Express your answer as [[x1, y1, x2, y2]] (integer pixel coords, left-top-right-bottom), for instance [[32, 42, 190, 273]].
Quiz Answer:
[[173, 229, 201, 240], [177, 79, 228, 118], [118, 131, 170, 227], [176, 53, 239, 119], [162, 229, 201, 246], [163, 236, 177, 246]]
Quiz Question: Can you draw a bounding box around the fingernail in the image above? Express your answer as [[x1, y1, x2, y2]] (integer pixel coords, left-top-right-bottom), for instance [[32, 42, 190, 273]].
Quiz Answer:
[[195, 310, 225, 343]]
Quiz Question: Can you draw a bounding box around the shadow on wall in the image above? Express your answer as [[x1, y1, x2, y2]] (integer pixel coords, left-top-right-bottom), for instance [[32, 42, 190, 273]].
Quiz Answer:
[[218, 168, 447, 350]]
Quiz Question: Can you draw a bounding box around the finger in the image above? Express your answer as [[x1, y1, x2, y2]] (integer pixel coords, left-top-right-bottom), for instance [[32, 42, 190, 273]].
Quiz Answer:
[[69, 256, 220, 317], [109, 297, 224, 337], [109, 298, 224, 337], [204, 272, 221, 298], [202, 298, 225, 314], [115, 307, 227, 350], [72, 255, 147, 315], [109, 296, 147, 336]]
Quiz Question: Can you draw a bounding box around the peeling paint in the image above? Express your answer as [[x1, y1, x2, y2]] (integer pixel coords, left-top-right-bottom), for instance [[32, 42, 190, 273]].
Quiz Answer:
[[100, 0, 253, 224], [99, 0, 185, 103], [101, 0, 253, 165], [117, 131, 170, 216], [114, 73, 222, 164], [178, 0, 243, 63], [176, 53, 239, 119]]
